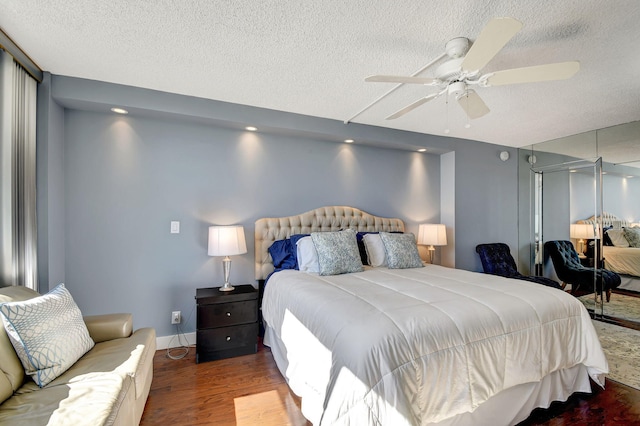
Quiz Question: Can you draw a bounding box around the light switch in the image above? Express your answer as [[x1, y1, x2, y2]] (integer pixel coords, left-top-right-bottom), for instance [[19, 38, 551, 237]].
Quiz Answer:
[[170, 221, 180, 234]]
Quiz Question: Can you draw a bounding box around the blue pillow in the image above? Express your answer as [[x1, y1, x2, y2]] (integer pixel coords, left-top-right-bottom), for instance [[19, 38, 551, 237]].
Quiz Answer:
[[268, 239, 296, 269]]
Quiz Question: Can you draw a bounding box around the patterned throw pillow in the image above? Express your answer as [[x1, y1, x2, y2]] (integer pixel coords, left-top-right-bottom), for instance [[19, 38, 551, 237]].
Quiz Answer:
[[0, 284, 95, 387], [311, 229, 364, 276], [623, 227, 640, 248], [379, 232, 424, 269]]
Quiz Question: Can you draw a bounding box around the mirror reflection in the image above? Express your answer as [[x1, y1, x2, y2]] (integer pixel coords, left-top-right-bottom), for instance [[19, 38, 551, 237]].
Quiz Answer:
[[523, 120, 640, 327]]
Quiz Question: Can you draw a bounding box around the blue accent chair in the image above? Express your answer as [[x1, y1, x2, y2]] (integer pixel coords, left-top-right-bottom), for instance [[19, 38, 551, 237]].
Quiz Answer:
[[475, 243, 561, 289], [544, 240, 621, 302]]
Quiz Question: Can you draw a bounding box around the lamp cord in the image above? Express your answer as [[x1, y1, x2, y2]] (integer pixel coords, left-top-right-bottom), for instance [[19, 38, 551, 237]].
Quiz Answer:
[[166, 304, 196, 360]]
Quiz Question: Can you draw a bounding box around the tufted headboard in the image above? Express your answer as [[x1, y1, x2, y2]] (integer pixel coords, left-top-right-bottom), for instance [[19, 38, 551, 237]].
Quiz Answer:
[[254, 206, 405, 280], [577, 212, 630, 229]]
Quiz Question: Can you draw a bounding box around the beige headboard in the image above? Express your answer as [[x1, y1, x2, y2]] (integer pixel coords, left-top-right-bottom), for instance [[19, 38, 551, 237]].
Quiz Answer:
[[254, 206, 405, 280], [577, 212, 631, 229]]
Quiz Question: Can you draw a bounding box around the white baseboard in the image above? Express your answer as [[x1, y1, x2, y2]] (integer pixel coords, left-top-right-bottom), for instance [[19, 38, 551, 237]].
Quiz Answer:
[[156, 332, 196, 350]]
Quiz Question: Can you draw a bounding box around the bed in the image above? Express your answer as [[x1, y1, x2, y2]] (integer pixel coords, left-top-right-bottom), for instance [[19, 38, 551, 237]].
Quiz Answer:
[[577, 213, 640, 292], [257, 206, 608, 425]]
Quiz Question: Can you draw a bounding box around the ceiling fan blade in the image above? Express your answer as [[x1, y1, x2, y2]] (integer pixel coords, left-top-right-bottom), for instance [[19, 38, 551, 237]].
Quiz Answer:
[[461, 17, 523, 74], [386, 93, 440, 120], [457, 90, 490, 119], [484, 61, 580, 86], [365, 75, 436, 85]]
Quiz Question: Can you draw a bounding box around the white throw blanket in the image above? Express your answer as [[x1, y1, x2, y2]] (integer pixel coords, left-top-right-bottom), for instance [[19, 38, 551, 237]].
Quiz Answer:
[[262, 265, 608, 425]]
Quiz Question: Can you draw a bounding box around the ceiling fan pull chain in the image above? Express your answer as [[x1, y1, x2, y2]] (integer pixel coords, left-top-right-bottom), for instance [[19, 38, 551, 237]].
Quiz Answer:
[[444, 91, 450, 134], [465, 94, 471, 129]]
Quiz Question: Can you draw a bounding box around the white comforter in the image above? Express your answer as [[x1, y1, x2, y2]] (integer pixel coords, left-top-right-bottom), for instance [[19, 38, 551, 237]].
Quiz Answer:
[[603, 246, 640, 277], [262, 265, 608, 425]]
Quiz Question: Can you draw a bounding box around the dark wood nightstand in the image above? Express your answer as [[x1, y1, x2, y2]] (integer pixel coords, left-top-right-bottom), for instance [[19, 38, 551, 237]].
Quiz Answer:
[[195, 285, 258, 363], [579, 256, 593, 267]]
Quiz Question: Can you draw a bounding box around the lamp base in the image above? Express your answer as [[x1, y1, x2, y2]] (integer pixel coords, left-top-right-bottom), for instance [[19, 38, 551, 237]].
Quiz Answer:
[[219, 256, 235, 291]]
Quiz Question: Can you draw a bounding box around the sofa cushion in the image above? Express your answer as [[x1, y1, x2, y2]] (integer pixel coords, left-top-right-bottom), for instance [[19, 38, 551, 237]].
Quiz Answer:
[[44, 328, 156, 399], [0, 370, 128, 426], [0, 284, 95, 387]]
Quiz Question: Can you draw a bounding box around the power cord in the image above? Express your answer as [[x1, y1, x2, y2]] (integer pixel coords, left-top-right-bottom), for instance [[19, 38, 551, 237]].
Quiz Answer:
[[166, 304, 196, 360]]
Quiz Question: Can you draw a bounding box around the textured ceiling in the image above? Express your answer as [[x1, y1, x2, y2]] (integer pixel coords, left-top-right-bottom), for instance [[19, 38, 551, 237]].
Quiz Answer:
[[1, 0, 639, 148]]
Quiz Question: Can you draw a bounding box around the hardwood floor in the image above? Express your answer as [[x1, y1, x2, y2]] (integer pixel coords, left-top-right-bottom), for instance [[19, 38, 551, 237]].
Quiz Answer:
[[141, 343, 640, 425]]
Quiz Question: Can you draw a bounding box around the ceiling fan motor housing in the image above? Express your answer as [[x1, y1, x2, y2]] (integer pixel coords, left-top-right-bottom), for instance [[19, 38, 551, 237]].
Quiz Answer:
[[435, 57, 465, 81]]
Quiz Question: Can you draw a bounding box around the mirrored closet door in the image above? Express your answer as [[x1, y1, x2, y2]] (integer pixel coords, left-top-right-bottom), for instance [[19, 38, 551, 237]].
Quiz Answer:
[[521, 120, 640, 327]]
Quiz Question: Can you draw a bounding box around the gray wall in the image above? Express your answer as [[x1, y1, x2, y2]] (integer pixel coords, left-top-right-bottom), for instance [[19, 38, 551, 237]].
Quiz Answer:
[[36, 73, 66, 288], [37, 75, 520, 338], [602, 174, 640, 221]]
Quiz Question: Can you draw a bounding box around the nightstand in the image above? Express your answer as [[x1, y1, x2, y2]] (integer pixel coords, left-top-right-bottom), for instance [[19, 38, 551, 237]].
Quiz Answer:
[[195, 284, 258, 363], [579, 256, 594, 267]]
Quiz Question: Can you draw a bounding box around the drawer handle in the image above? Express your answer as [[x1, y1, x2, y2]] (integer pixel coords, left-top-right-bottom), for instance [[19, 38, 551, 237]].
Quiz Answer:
[[226, 336, 231, 341], [226, 312, 231, 317]]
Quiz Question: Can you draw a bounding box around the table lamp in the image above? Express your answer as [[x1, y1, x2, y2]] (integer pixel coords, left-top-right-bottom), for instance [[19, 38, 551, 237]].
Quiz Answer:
[[208, 225, 247, 292], [570, 224, 594, 257], [417, 224, 447, 264]]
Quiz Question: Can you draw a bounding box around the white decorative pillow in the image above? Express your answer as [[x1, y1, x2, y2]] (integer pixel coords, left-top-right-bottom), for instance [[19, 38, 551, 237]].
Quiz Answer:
[[606, 229, 630, 247], [363, 233, 387, 267], [380, 232, 424, 269], [0, 284, 95, 387], [311, 229, 364, 276], [296, 236, 320, 273]]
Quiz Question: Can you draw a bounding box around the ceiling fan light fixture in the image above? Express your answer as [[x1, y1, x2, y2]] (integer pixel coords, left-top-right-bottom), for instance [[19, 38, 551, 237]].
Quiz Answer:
[[448, 81, 466, 96]]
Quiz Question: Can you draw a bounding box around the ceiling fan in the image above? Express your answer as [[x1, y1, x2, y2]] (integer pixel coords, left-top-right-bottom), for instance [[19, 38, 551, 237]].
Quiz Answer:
[[365, 17, 580, 121]]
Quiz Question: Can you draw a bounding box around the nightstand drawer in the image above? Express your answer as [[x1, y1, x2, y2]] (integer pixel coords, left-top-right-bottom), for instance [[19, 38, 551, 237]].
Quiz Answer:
[[196, 323, 258, 362], [197, 300, 258, 328]]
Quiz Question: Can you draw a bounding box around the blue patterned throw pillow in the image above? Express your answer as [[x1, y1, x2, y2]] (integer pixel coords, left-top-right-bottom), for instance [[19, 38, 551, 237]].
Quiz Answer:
[[311, 229, 364, 276], [0, 284, 95, 387], [380, 232, 424, 269], [623, 227, 640, 248]]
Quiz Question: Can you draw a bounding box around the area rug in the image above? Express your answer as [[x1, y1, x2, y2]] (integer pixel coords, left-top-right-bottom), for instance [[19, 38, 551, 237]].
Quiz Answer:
[[578, 293, 640, 323], [591, 320, 640, 390]]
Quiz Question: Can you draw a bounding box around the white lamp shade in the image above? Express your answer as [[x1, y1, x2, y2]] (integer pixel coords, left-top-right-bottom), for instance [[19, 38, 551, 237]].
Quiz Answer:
[[208, 225, 247, 256], [570, 224, 595, 240], [417, 224, 447, 246]]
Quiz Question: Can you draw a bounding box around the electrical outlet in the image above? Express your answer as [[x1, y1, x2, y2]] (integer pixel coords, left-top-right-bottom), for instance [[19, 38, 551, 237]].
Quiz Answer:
[[171, 311, 181, 324]]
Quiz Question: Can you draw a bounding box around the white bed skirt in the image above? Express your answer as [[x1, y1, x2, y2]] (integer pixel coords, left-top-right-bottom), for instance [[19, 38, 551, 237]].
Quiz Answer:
[[618, 274, 640, 293], [265, 325, 594, 426]]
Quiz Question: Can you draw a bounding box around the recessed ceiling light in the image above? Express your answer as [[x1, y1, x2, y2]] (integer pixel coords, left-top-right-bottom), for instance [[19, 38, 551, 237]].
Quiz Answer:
[[417, 148, 427, 152], [627, 175, 634, 179], [569, 169, 577, 173], [110, 107, 128, 114], [344, 139, 354, 143], [245, 126, 258, 132]]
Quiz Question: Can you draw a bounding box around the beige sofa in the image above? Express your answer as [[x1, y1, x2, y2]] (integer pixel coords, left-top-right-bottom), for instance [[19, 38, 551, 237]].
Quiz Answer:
[[0, 286, 156, 425]]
